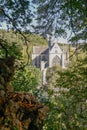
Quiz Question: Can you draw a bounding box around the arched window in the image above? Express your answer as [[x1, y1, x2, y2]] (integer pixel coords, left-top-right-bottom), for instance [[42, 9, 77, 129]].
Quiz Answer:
[[52, 55, 61, 66]]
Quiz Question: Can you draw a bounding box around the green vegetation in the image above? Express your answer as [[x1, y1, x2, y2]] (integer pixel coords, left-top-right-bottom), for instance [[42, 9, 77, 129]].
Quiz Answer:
[[0, 30, 45, 92], [0, 0, 87, 129], [12, 65, 42, 93], [0, 29, 47, 62], [39, 48, 87, 130], [0, 30, 47, 46], [36, 0, 87, 42], [0, 29, 86, 130], [46, 65, 62, 88]]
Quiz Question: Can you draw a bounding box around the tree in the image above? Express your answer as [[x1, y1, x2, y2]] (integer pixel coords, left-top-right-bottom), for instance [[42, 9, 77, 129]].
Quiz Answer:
[[0, 39, 22, 59], [0, 30, 42, 94], [34, 0, 87, 42], [0, 0, 36, 64], [0, 0, 34, 31], [39, 47, 87, 130], [12, 65, 42, 93], [46, 65, 62, 88]]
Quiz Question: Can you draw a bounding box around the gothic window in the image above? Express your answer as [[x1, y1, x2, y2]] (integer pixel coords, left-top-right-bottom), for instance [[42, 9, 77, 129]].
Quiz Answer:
[[55, 50, 58, 53], [52, 55, 61, 66]]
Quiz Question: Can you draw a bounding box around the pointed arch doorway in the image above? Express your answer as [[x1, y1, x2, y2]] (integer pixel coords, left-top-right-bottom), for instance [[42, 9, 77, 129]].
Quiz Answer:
[[52, 55, 61, 66]]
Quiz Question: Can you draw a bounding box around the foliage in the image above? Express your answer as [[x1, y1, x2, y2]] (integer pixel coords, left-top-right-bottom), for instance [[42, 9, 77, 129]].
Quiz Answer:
[[0, 0, 87, 129], [0, 30, 24, 45], [0, 30, 43, 94], [46, 65, 62, 88], [0, 29, 47, 63], [12, 65, 42, 94], [22, 33, 47, 63], [37, 47, 87, 130], [34, 0, 87, 42], [0, 30, 47, 46], [0, 0, 34, 31], [0, 39, 22, 59], [69, 44, 87, 66]]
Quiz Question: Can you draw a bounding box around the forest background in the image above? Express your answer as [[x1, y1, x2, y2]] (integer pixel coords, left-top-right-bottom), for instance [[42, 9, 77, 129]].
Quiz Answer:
[[0, 0, 87, 130]]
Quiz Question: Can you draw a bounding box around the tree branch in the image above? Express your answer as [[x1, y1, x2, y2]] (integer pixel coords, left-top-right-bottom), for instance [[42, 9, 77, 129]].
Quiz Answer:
[[0, 39, 8, 57], [1, 8, 30, 64]]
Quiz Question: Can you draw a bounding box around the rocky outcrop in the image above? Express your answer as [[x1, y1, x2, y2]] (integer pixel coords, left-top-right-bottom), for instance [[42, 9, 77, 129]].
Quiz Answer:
[[0, 57, 49, 130]]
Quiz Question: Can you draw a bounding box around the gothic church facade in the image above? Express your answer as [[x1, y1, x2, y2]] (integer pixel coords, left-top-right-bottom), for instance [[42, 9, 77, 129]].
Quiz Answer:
[[32, 41, 69, 84]]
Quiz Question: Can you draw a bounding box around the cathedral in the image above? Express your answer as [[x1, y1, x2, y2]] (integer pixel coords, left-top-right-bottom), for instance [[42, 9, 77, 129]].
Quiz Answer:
[[32, 39, 69, 84]]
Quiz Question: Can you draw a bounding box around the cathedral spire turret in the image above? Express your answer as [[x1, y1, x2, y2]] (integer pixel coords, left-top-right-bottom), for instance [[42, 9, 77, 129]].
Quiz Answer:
[[48, 35, 52, 48]]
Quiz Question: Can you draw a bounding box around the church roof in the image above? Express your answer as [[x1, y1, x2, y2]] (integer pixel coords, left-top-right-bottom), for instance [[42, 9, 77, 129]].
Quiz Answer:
[[32, 44, 68, 54], [32, 46, 48, 54]]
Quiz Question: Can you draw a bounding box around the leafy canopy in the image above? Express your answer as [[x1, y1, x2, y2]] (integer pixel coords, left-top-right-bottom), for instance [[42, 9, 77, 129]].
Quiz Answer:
[[34, 0, 87, 42], [0, 0, 34, 31], [40, 49, 87, 130], [12, 65, 42, 93]]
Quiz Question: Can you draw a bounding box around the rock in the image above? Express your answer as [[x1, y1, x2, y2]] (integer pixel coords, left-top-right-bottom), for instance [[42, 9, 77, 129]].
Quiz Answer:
[[0, 57, 49, 130]]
